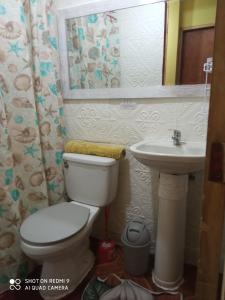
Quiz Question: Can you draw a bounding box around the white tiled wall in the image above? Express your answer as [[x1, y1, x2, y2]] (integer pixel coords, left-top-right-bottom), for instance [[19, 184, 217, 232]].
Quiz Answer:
[[64, 97, 209, 265]]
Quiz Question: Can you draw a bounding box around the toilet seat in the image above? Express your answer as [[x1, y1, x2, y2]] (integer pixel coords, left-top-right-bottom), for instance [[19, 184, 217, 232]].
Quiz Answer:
[[20, 202, 90, 245]]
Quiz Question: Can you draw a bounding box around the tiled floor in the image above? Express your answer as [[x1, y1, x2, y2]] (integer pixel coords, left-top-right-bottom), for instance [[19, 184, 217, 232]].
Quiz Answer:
[[0, 245, 198, 300]]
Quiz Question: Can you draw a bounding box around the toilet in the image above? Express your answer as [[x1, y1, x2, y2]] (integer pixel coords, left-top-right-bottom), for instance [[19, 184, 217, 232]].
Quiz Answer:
[[20, 153, 119, 300]]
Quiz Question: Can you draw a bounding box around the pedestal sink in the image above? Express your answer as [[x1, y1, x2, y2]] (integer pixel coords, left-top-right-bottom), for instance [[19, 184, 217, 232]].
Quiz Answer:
[[130, 140, 206, 290]]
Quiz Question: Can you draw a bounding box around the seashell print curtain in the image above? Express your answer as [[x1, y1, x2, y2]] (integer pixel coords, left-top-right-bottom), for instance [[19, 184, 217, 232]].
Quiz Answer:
[[0, 0, 66, 293], [66, 12, 121, 89]]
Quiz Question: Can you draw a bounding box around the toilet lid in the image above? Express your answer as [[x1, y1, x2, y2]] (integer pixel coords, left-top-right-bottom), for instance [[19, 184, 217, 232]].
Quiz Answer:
[[20, 202, 90, 244]]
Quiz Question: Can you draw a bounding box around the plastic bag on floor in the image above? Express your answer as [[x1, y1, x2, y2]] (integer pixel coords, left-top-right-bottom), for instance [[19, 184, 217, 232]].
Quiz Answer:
[[82, 274, 183, 300], [82, 277, 112, 300], [100, 280, 155, 300]]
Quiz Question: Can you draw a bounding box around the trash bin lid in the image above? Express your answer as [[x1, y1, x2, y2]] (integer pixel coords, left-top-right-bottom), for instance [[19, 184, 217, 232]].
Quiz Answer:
[[123, 220, 150, 246]]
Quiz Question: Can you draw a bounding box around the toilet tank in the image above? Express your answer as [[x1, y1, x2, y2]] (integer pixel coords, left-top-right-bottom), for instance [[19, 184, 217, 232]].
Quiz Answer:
[[63, 153, 119, 207]]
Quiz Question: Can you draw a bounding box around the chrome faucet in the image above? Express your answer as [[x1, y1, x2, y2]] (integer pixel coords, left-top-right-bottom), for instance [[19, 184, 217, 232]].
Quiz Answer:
[[171, 129, 182, 146]]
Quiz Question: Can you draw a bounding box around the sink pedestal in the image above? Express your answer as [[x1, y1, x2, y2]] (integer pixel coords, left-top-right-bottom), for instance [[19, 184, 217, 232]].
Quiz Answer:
[[152, 173, 188, 290], [130, 139, 205, 289]]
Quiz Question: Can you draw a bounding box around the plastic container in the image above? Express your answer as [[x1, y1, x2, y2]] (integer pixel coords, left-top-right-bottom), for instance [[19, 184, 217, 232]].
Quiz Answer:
[[98, 240, 116, 263], [121, 220, 151, 276]]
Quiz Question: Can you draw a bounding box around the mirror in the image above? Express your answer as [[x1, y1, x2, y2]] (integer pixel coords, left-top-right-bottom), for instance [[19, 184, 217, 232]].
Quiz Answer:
[[65, 3, 165, 90], [57, 0, 217, 99], [165, 0, 216, 85]]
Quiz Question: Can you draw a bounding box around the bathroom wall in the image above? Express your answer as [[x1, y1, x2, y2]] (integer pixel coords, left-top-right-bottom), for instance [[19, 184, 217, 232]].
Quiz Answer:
[[181, 0, 216, 29], [56, 0, 209, 265], [64, 97, 209, 265]]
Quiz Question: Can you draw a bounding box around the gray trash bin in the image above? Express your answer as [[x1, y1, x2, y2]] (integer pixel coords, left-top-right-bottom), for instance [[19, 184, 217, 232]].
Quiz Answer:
[[121, 220, 151, 276]]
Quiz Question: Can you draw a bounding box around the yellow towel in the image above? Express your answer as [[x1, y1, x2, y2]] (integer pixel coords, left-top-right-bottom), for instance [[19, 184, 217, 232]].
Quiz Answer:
[[64, 140, 126, 160]]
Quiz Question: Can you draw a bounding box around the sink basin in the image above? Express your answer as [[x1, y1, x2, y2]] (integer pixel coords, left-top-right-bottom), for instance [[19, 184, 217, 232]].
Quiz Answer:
[[130, 140, 206, 174], [130, 139, 206, 289]]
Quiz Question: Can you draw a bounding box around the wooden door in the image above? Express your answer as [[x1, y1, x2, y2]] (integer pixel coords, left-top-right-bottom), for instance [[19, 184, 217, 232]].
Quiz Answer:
[[179, 27, 215, 84], [195, 0, 225, 299]]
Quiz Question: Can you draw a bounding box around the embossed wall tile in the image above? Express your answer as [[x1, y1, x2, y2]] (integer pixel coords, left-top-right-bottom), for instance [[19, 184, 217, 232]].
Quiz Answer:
[[112, 104, 140, 121], [66, 120, 87, 140], [135, 109, 162, 136], [135, 164, 152, 185], [109, 123, 141, 146], [64, 97, 208, 265], [175, 100, 209, 141]]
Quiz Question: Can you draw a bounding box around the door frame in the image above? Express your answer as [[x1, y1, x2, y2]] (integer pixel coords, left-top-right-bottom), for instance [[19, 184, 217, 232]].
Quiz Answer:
[[195, 0, 225, 299]]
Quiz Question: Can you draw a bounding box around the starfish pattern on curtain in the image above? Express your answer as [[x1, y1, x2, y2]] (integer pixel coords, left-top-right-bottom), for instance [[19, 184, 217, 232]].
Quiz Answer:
[[0, 0, 66, 293], [66, 12, 121, 89]]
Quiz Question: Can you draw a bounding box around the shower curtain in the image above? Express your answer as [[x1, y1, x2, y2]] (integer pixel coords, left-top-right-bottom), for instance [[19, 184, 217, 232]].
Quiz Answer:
[[0, 0, 65, 293], [66, 12, 121, 89]]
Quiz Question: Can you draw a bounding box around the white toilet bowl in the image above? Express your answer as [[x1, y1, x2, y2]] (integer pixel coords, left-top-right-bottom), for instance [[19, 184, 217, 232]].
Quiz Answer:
[[20, 201, 100, 300], [20, 153, 119, 300]]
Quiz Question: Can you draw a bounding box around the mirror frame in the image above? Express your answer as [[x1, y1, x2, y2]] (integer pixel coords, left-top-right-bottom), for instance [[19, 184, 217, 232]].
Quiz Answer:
[[57, 0, 207, 100]]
